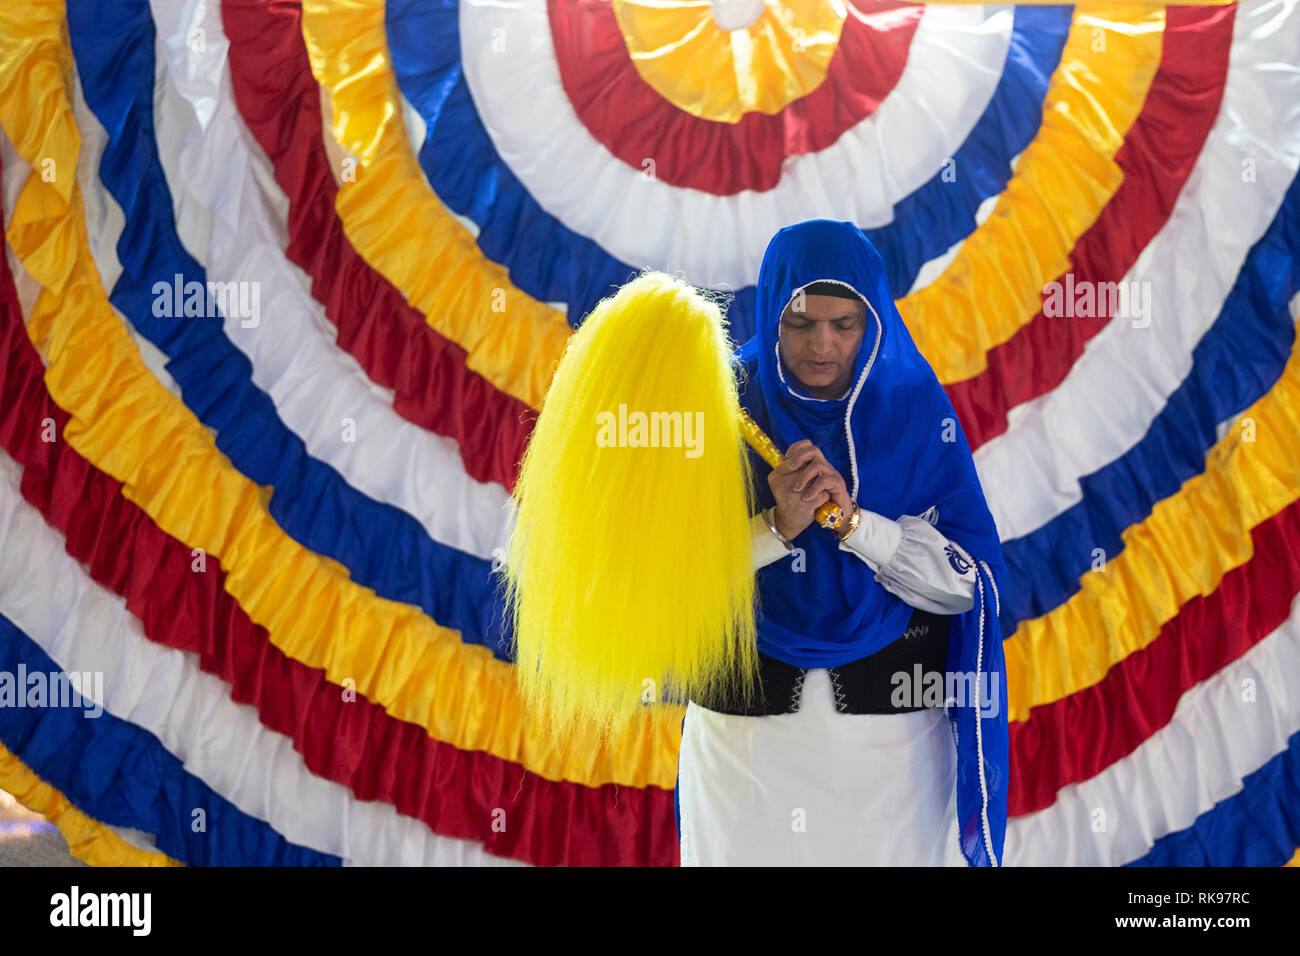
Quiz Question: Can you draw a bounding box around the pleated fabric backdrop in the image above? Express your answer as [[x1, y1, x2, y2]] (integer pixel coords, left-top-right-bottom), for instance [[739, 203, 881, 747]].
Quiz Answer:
[[1, 0, 1299, 866]]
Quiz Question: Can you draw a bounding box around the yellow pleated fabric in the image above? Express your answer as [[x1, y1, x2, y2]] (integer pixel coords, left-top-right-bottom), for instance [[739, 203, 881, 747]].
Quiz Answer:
[[911, 0, 1230, 4], [299, 0, 571, 413], [611, 0, 842, 122], [0, 4, 682, 792], [1006, 317, 1300, 722], [0, 745, 182, 867], [0, 0, 1255, 792], [899, 3, 1165, 385], [303, 0, 1168, 416], [296, 0, 1296, 744]]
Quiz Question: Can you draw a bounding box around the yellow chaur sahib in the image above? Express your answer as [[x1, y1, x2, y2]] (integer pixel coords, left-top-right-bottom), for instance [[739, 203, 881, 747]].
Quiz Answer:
[[502, 272, 761, 741]]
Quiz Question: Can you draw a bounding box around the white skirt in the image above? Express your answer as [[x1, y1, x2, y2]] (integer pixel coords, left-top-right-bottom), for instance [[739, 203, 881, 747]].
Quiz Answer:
[[678, 668, 967, 866]]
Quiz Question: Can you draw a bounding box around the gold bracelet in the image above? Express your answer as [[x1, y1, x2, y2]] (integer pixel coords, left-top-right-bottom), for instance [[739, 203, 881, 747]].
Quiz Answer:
[[835, 502, 862, 542]]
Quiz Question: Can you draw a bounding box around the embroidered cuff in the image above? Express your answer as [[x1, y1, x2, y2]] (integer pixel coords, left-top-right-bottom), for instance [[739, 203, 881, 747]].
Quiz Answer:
[[838, 509, 903, 568]]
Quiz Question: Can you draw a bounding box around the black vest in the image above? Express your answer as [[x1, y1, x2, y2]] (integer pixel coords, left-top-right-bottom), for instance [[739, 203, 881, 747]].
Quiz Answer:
[[689, 607, 950, 715]]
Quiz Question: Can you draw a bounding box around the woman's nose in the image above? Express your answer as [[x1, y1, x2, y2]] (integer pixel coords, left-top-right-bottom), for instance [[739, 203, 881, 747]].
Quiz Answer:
[[811, 323, 835, 353]]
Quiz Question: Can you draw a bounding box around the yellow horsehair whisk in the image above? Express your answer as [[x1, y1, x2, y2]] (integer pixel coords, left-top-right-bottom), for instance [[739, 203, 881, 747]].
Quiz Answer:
[[501, 271, 840, 743]]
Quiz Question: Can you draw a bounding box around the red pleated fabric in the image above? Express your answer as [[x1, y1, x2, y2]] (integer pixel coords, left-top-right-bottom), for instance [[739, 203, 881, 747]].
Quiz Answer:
[[0, 221, 677, 867], [949, 3, 1235, 451], [220, 0, 536, 493], [549, 0, 923, 194], [1009, 495, 1300, 816]]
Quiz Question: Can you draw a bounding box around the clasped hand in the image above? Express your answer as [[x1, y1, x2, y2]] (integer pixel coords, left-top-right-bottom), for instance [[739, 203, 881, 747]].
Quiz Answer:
[[767, 440, 854, 540]]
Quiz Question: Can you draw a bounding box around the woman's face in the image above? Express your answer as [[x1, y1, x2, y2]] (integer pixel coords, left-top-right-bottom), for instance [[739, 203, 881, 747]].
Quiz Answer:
[[778, 293, 867, 399]]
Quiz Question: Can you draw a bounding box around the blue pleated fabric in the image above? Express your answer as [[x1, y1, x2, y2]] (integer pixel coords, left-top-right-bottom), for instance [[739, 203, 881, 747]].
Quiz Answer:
[[62, 0, 1300, 673], [998, 167, 1300, 634], [0, 613, 339, 866], [1126, 728, 1300, 866], [386, 0, 1071, 339], [65, 0, 513, 660]]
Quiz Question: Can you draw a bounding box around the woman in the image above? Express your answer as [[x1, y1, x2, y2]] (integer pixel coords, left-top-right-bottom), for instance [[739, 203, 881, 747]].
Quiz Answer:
[[674, 219, 1010, 866]]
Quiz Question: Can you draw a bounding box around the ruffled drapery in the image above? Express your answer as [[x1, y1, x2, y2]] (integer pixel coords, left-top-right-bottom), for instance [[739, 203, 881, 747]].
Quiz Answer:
[[1, 0, 1299, 868]]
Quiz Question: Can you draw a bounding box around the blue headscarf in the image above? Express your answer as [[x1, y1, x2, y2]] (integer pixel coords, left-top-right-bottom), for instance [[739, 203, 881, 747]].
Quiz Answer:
[[733, 218, 1010, 866]]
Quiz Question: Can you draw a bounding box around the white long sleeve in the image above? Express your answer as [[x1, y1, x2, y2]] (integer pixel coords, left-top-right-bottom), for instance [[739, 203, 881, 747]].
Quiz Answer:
[[752, 510, 793, 569], [838, 511, 975, 614], [752, 508, 976, 615]]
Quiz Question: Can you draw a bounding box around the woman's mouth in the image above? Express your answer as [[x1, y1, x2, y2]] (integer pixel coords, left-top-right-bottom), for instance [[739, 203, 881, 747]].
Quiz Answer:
[[805, 361, 836, 372]]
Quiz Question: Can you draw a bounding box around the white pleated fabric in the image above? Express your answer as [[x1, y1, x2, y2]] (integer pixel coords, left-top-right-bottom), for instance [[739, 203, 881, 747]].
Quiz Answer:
[[974, 0, 1300, 541], [67, 69, 122, 303], [459, 0, 1013, 287], [143, 0, 514, 562], [1006, 587, 1300, 866], [0, 452, 522, 867], [135, 0, 1300, 564], [678, 668, 966, 865]]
